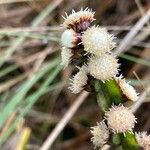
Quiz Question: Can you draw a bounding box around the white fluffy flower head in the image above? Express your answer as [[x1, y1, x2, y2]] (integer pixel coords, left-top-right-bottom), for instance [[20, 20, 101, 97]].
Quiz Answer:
[[115, 75, 139, 101], [105, 105, 136, 133], [69, 65, 88, 93], [61, 29, 78, 48], [62, 8, 95, 31], [82, 26, 116, 56], [61, 47, 73, 68], [90, 121, 110, 149], [135, 132, 150, 150], [88, 54, 119, 81]]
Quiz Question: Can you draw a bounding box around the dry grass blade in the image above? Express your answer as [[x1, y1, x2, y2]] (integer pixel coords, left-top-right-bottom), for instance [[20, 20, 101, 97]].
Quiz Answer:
[[0, 74, 27, 93], [40, 91, 89, 150], [0, 26, 62, 33], [0, 0, 63, 67], [0, 112, 16, 139], [114, 9, 150, 55], [131, 86, 150, 113], [0, 0, 40, 4]]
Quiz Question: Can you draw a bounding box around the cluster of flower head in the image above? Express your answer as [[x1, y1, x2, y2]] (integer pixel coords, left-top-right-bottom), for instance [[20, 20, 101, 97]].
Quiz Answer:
[[90, 105, 137, 149], [60, 8, 144, 150], [60, 8, 138, 101], [91, 105, 150, 150]]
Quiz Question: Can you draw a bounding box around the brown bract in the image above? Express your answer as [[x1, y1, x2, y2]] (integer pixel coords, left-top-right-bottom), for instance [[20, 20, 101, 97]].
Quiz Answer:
[[62, 8, 95, 32]]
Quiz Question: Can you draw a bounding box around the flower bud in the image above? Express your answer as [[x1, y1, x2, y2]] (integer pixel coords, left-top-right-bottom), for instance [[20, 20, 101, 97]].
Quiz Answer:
[[90, 121, 110, 149], [82, 26, 115, 56], [88, 54, 119, 82], [69, 65, 88, 93], [105, 105, 136, 133], [61, 47, 73, 68], [115, 75, 139, 101], [135, 132, 150, 150], [61, 29, 78, 48], [62, 8, 95, 32]]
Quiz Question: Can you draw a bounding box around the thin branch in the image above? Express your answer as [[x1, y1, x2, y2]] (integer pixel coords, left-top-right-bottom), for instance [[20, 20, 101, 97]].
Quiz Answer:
[[40, 91, 89, 150]]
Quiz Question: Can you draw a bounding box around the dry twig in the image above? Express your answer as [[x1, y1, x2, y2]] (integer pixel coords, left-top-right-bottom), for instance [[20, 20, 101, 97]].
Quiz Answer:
[[40, 91, 89, 150], [131, 86, 150, 113], [114, 9, 150, 55]]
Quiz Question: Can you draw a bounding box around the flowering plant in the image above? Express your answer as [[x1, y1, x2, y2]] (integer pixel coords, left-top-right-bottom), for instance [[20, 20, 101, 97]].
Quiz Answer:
[[60, 8, 149, 150]]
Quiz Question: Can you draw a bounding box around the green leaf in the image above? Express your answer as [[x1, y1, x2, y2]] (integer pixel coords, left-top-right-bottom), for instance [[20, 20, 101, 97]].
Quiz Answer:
[[104, 80, 122, 105], [120, 53, 150, 67], [120, 132, 140, 150]]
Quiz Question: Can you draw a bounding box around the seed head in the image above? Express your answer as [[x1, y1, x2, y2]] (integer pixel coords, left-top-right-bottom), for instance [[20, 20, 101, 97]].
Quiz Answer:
[[61, 47, 73, 68], [61, 29, 78, 48], [90, 121, 110, 149], [62, 8, 95, 32], [82, 26, 115, 56], [115, 75, 139, 101], [135, 132, 150, 150], [88, 54, 119, 82], [69, 65, 88, 93], [105, 105, 136, 133]]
